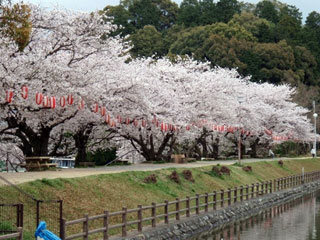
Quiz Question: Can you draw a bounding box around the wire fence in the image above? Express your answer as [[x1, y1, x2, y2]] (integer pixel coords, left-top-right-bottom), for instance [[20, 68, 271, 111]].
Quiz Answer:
[[0, 204, 23, 235], [0, 175, 63, 238]]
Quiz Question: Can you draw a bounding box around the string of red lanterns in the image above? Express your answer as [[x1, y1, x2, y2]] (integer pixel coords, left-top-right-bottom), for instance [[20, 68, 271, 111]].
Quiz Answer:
[[2, 87, 293, 139]]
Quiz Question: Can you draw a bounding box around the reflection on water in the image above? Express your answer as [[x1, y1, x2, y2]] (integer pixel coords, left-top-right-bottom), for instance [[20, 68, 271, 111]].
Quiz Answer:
[[199, 191, 320, 240]]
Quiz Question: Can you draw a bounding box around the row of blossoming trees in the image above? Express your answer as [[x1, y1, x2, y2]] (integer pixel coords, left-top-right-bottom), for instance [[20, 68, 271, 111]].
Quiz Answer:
[[0, 4, 315, 166]]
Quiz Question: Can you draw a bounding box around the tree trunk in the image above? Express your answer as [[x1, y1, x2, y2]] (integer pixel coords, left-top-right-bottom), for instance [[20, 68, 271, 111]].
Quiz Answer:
[[210, 137, 219, 159], [4, 111, 76, 158], [31, 127, 51, 156], [124, 132, 174, 162], [250, 138, 260, 158], [73, 124, 94, 166], [199, 138, 208, 158], [13, 123, 51, 157]]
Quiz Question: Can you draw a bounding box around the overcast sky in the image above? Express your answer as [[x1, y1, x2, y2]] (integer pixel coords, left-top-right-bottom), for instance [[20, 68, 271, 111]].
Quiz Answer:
[[15, 0, 319, 22]]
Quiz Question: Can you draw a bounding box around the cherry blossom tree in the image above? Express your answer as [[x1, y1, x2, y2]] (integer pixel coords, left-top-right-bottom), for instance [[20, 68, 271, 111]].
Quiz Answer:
[[0, 4, 315, 166], [0, 4, 127, 158]]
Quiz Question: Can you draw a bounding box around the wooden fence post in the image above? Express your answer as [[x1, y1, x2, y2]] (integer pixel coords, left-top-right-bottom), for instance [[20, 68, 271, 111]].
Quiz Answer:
[[83, 214, 89, 240], [59, 200, 63, 239], [278, 178, 281, 190], [196, 194, 200, 214], [176, 199, 180, 220], [103, 211, 109, 240], [234, 187, 238, 203], [122, 207, 127, 237], [18, 227, 23, 240], [261, 182, 264, 195], [227, 188, 231, 206], [186, 197, 190, 217], [221, 190, 224, 208], [240, 186, 243, 202], [270, 180, 273, 194], [290, 176, 292, 186], [165, 200, 169, 224], [265, 182, 268, 194], [60, 218, 66, 240], [251, 184, 254, 198], [205, 193, 209, 212], [289, 176, 291, 187], [138, 205, 142, 232], [246, 185, 249, 200], [213, 191, 217, 210], [152, 203, 156, 227], [285, 177, 287, 188], [36, 200, 41, 228]]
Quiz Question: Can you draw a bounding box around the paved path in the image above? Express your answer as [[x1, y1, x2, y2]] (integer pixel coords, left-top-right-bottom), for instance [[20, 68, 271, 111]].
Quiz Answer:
[[0, 157, 312, 185]]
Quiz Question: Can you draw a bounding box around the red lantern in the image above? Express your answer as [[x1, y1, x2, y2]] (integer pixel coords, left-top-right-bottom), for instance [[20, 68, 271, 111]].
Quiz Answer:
[[5, 90, 14, 103], [141, 119, 146, 127], [21, 86, 28, 99], [50, 96, 56, 109], [60, 96, 66, 107], [186, 125, 190, 131], [161, 123, 168, 131], [67, 94, 74, 105], [35, 93, 43, 105], [92, 103, 99, 113], [152, 117, 157, 124], [117, 115, 122, 123], [101, 107, 106, 116], [217, 126, 224, 132], [42, 96, 50, 108], [134, 119, 138, 127], [78, 99, 85, 110], [105, 115, 110, 124], [125, 117, 130, 125], [230, 127, 235, 133], [111, 120, 116, 127], [265, 129, 272, 136]]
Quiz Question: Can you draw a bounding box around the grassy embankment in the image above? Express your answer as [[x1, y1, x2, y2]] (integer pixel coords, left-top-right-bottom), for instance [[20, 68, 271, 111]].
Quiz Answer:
[[1, 158, 320, 238]]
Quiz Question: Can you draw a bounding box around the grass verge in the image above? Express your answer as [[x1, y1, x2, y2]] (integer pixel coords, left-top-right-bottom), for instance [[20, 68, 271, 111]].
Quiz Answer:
[[1, 158, 320, 237]]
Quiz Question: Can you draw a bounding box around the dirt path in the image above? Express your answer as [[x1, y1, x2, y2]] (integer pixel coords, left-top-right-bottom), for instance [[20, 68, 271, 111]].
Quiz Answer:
[[0, 157, 311, 185]]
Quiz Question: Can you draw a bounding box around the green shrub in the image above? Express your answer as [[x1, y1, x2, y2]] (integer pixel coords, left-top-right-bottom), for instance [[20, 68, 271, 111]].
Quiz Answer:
[[87, 148, 116, 166]]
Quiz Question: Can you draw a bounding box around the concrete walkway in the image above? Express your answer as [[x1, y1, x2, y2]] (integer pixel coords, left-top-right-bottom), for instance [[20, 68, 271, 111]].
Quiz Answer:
[[0, 157, 313, 185]]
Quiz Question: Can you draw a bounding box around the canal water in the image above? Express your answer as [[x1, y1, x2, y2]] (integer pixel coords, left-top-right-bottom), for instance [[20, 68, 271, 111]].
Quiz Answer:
[[196, 191, 320, 240]]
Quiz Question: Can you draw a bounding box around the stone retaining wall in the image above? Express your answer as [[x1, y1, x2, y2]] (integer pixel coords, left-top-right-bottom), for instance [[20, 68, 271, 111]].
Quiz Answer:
[[117, 181, 320, 240]]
